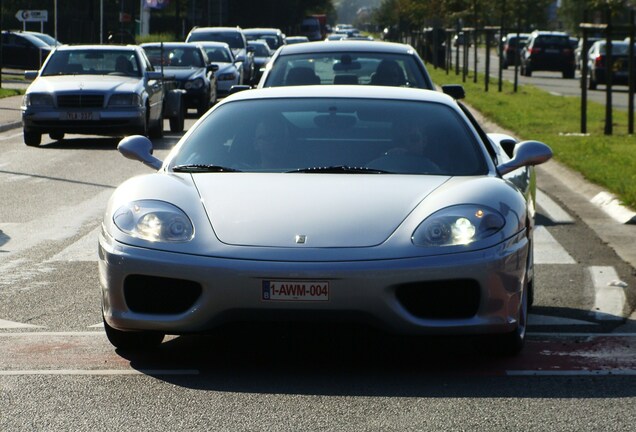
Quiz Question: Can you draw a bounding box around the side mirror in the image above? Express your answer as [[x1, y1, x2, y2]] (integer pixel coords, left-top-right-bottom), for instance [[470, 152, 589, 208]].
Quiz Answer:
[[246, 46, 255, 53], [235, 55, 246, 63], [229, 85, 251, 95], [497, 140, 552, 176], [208, 63, 219, 72], [441, 84, 465, 99], [25, 71, 39, 80], [118, 135, 163, 170]]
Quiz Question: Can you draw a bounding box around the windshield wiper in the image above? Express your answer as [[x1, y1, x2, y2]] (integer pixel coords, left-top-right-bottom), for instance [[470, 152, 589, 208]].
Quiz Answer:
[[172, 164, 242, 173], [288, 165, 391, 174]]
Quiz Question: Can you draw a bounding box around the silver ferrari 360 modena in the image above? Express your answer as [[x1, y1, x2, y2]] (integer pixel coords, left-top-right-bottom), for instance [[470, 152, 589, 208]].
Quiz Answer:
[[99, 85, 552, 355]]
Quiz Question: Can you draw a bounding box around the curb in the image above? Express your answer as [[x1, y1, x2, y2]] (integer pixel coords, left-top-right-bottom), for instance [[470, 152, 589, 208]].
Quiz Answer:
[[0, 121, 21, 133]]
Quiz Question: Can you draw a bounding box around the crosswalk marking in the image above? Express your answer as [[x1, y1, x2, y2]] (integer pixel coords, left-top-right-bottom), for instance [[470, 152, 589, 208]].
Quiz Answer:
[[536, 189, 574, 224], [0, 319, 44, 329], [590, 266, 628, 320], [48, 226, 100, 262], [529, 314, 598, 326], [533, 225, 576, 264]]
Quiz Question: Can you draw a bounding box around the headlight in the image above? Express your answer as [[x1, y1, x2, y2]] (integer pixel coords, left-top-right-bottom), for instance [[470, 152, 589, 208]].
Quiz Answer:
[[25, 93, 54, 107], [113, 200, 194, 242], [184, 78, 204, 89], [412, 205, 504, 247], [217, 72, 237, 81], [108, 93, 141, 107]]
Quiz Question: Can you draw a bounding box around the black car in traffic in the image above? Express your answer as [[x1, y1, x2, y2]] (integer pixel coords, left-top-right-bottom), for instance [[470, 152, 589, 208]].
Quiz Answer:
[[141, 42, 218, 116]]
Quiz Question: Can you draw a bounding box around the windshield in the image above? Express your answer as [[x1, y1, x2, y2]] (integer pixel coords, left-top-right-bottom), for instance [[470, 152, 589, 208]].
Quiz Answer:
[[263, 52, 428, 88], [188, 31, 245, 50], [169, 98, 486, 175], [143, 46, 204, 67], [203, 46, 233, 63], [41, 50, 141, 77], [250, 43, 271, 57]]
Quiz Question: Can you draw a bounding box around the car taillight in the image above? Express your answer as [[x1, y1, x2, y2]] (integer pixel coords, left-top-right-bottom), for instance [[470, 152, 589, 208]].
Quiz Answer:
[[595, 55, 604, 67], [530, 47, 541, 54], [563, 48, 572, 55]]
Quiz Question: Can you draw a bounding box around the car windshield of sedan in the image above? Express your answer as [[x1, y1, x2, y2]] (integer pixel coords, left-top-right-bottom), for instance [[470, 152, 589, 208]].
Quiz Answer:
[[263, 53, 427, 87], [169, 98, 487, 176], [188, 32, 245, 50], [41, 50, 141, 77], [144, 47, 205, 68], [204, 47, 233, 63]]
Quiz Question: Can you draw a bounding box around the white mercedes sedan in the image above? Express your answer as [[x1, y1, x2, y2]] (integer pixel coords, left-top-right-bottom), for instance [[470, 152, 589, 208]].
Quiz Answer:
[[99, 85, 552, 356]]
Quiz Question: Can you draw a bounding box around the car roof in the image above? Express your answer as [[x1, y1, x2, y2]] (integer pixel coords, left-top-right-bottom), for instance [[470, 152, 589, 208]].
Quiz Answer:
[[195, 41, 231, 49], [222, 85, 455, 106], [531, 31, 569, 37], [189, 27, 243, 33], [141, 42, 201, 48], [54, 44, 139, 52], [277, 40, 417, 56], [243, 28, 282, 34]]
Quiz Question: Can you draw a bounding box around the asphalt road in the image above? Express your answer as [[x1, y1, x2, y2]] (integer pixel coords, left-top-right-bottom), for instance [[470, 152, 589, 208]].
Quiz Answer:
[[449, 45, 635, 112], [1, 114, 635, 430]]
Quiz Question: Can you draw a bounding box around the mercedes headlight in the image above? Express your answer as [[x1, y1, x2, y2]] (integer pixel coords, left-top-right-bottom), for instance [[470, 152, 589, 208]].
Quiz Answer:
[[25, 93, 54, 107], [412, 205, 504, 247], [113, 200, 194, 242], [108, 93, 141, 107], [185, 78, 204, 89]]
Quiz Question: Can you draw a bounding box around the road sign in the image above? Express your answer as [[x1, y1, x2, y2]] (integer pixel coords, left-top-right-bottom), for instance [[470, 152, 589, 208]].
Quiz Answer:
[[15, 10, 48, 23]]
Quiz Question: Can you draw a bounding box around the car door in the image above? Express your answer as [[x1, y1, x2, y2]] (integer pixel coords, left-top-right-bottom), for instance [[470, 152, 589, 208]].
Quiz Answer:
[[139, 50, 163, 122]]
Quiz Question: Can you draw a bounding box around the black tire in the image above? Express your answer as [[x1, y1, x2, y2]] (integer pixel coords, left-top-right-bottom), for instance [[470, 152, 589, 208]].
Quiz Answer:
[[148, 115, 164, 139], [169, 106, 185, 132], [49, 132, 65, 141], [24, 130, 41, 147], [197, 98, 209, 117], [563, 68, 575, 79], [588, 74, 597, 90], [103, 317, 164, 351]]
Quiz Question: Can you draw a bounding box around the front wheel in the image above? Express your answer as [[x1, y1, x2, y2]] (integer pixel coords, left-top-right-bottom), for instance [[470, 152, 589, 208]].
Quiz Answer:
[[24, 130, 41, 147], [103, 317, 165, 351]]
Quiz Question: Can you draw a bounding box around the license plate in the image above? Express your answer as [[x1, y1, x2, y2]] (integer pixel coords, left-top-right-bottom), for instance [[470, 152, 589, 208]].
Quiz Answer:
[[545, 49, 559, 54], [63, 111, 98, 121], [262, 280, 329, 301]]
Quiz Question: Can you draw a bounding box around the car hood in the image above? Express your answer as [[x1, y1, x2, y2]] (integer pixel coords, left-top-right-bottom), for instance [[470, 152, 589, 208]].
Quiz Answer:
[[27, 75, 142, 93], [193, 174, 450, 248], [160, 67, 203, 81], [214, 63, 235, 74]]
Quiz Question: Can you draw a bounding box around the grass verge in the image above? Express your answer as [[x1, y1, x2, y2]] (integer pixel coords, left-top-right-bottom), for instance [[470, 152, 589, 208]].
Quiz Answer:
[[0, 88, 24, 98], [428, 67, 636, 209]]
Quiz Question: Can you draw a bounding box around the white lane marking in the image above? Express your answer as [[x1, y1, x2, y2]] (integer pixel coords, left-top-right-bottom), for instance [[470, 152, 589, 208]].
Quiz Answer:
[[0, 132, 23, 141], [533, 225, 576, 264], [0, 331, 104, 337], [529, 314, 598, 326], [536, 189, 574, 223], [0, 319, 44, 329], [0, 369, 199, 376], [507, 369, 636, 376], [590, 266, 628, 320], [48, 226, 100, 262], [591, 191, 636, 224], [528, 332, 636, 337], [88, 323, 104, 328]]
